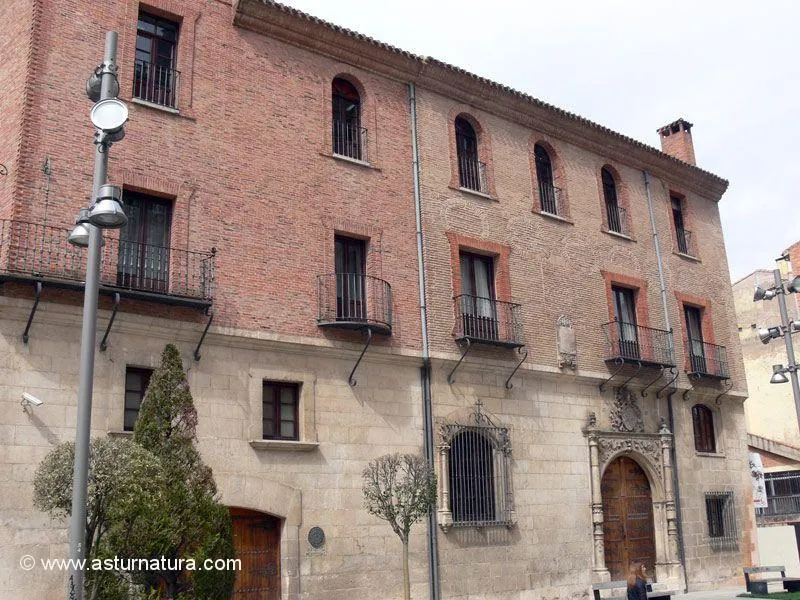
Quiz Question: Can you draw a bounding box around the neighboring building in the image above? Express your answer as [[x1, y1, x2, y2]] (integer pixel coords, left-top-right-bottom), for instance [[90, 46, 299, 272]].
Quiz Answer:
[[733, 244, 800, 577], [0, 1, 751, 598]]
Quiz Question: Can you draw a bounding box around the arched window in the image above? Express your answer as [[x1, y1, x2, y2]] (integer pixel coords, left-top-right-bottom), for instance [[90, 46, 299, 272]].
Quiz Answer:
[[455, 117, 484, 193], [602, 167, 624, 234], [449, 430, 495, 523], [534, 144, 559, 215], [692, 404, 716, 453], [332, 78, 362, 160]]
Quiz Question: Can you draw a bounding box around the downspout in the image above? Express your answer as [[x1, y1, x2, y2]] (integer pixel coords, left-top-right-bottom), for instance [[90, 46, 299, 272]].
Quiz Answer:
[[408, 82, 440, 600], [643, 170, 688, 592]]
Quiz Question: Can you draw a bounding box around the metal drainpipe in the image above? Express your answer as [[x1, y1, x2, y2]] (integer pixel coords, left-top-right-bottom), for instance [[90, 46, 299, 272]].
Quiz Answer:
[[408, 82, 440, 600], [643, 170, 688, 592]]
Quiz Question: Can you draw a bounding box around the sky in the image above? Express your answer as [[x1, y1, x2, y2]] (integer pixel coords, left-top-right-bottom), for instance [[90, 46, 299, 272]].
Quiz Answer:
[[281, 0, 800, 283]]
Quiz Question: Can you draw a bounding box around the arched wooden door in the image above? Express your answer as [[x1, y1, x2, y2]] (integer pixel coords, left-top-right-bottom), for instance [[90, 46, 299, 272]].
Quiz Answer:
[[601, 456, 656, 580], [230, 508, 281, 599]]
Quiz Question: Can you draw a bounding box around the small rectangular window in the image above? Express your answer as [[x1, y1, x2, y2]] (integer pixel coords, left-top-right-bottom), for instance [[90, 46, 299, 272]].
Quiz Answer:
[[124, 367, 153, 431], [705, 491, 737, 549], [262, 381, 299, 440]]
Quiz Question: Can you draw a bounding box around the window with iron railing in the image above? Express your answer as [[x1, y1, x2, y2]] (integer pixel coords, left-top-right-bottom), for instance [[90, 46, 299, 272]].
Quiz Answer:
[[602, 167, 625, 234], [672, 195, 695, 255], [705, 491, 738, 550], [534, 144, 563, 216], [756, 471, 800, 518], [455, 117, 487, 194], [332, 78, 365, 161], [134, 12, 180, 109]]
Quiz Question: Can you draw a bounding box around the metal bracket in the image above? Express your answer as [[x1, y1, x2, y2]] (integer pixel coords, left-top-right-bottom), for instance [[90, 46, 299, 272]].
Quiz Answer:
[[22, 282, 42, 344], [599, 357, 626, 392], [618, 361, 642, 390], [447, 339, 473, 385], [714, 379, 734, 405], [193, 311, 214, 361], [655, 368, 679, 399], [505, 347, 528, 389], [348, 327, 373, 386], [641, 367, 665, 397], [99, 293, 120, 351]]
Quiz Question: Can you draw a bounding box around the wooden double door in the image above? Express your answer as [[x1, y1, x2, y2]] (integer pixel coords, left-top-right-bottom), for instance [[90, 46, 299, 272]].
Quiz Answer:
[[231, 508, 281, 599], [601, 457, 656, 580]]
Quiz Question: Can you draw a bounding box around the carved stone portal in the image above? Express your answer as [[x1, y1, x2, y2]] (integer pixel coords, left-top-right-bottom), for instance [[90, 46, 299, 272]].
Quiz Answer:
[[610, 387, 644, 433]]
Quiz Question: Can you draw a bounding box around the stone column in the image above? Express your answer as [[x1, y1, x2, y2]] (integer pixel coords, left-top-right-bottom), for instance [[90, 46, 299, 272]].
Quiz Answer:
[[660, 423, 681, 579], [586, 419, 608, 578], [438, 443, 453, 531]]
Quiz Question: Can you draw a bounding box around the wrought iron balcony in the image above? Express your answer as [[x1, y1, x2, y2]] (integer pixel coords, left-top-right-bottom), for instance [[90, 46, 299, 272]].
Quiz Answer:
[[332, 121, 368, 162], [606, 203, 629, 236], [458, 156, 489, 195], [538, 183, 565, 217], [0, 219, 214, 307], [602, 320, 675, 367], [675, 228, 696, 256], [453, 295, 523, 348], [133, 59, 180, 109], [756, 472, 800, 519], [685, 339, 729, 379], [317, 273, 392, 335]]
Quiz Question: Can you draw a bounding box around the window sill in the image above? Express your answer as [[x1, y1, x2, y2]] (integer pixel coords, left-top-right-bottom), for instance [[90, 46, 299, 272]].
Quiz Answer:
[[695, 451, 726, 458], [449, 185, 496, 202], [603, 229, 634, 242], [534, 209, 573, 225], [674, 250, 701, 262], [130, 97, 196, 120], [324, 152, 380, 171], [108, 430, 134, 437], [249, 439, 319, 452]]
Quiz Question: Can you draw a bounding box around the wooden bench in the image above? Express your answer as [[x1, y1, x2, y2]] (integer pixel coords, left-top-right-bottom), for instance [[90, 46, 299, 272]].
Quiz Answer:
[[591, 580, 676, 600], [744, 565, 800, 594]]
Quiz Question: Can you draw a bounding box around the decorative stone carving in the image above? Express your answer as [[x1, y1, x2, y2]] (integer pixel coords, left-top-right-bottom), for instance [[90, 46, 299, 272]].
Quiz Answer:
[[610, 387, 644, 433], [597, 437, 664, 486], [556, 315, 577, 369]]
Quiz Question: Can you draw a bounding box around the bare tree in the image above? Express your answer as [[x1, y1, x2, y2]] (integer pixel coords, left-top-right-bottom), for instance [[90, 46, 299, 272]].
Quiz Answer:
[[362, 453, 437, 600]]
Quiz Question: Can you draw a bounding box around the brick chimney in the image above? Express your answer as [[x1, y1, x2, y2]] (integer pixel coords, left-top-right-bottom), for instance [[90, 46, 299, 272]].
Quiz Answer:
[[657, 118, 696, 165], [783, 240, 800, 277]]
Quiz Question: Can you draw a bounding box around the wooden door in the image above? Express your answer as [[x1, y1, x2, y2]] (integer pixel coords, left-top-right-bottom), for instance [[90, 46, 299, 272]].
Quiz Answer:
[[601, 456, 656, 580], [231, 508, 281, 599]]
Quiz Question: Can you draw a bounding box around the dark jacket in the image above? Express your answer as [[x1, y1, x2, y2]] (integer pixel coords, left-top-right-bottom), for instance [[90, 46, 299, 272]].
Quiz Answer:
[[627, 577, 647, 600]]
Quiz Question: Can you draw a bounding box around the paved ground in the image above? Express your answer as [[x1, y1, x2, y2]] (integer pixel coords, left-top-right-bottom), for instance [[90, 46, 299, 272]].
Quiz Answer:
[[673, 589, 743, 599]]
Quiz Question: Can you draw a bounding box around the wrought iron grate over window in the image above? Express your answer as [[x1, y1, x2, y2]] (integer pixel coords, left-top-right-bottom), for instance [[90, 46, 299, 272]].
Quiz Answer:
[[134, 13, 180, 109], [756, 471, 800, 518], [685, 339, 729, 379], [453, 295, 524, 347], [437, 402, 515, 530], [705, 491, 738, 550], [602, 320, 675, 367]]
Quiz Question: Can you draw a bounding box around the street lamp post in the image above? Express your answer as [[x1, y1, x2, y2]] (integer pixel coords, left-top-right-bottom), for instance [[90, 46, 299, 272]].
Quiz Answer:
[[67, 31, 128, 600], [771, 268, 800, 436]]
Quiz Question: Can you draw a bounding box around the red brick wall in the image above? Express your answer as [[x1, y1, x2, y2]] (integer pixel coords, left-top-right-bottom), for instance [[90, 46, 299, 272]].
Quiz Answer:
[[8, 0, 422, 349]]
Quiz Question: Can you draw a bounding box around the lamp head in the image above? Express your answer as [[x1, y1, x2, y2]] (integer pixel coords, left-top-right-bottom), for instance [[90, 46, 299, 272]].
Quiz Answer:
[[754, 285, 766, 301], [770, 364, 789, 384], [68, 208, 91, 247], [88, 184, 127, 229], [90, 98, 128, 134], [788, 275, 800, 294]]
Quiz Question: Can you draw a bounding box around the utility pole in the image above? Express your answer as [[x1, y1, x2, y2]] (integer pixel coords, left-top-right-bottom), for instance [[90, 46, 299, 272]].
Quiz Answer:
[[773, 268, 800, 436]]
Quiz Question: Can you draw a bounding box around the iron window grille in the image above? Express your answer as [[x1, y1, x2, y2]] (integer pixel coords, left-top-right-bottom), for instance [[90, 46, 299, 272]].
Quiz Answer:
[[602, 168, 627, 235], [534, 144, 564, 216], [705, 491, 738, 550], [456, 117, 488, 194], [756, 471, 800, 518], [332, 78, 364, 161], [124, 367, 153, 431], [134, 13, 180, 109], [437, 403, 515, 530]]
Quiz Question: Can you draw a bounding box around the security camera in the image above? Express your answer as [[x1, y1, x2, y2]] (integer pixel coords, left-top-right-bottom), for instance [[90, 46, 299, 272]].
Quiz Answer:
[[21, 392, 44, 407]]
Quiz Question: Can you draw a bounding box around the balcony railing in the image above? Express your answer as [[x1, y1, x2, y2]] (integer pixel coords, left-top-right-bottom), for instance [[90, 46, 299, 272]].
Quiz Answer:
[[453, 294, 523, 348], [458, 155, 489, 195], [133, 59, 180, 109], [685, 339, 729, 379], [756, 472, 800, 518], [0, 219, 214, 302], [317, 273, 392, 335], [602, 320, 675, 367], [606, 203, 628, 236], [538, 183, 565, 217], [332, 121, 367, 162], [676, 228, 696, 256]]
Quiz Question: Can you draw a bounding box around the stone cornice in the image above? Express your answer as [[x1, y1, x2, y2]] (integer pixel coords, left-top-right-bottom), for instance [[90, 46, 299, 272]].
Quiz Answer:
[[748, 433, 800, 462], [233, 0, 728, 201]]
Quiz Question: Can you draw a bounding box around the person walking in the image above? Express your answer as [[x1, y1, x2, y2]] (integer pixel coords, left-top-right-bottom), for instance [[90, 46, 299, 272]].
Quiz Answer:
[[627, 562, 648, 600]]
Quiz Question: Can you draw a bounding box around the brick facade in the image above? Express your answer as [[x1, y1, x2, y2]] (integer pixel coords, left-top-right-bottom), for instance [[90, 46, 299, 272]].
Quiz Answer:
[[0, 1, 751, 598]]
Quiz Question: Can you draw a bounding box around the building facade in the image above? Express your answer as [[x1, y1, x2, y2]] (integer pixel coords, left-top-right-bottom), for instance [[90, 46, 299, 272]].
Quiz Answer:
[[0, 1, 752, 598], [732, 249, 800, 577]]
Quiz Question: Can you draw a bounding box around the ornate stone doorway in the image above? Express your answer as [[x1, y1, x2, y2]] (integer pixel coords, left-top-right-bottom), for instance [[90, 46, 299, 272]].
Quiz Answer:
[[231, 507, 282, 599], [601, 456, 656, 580]]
